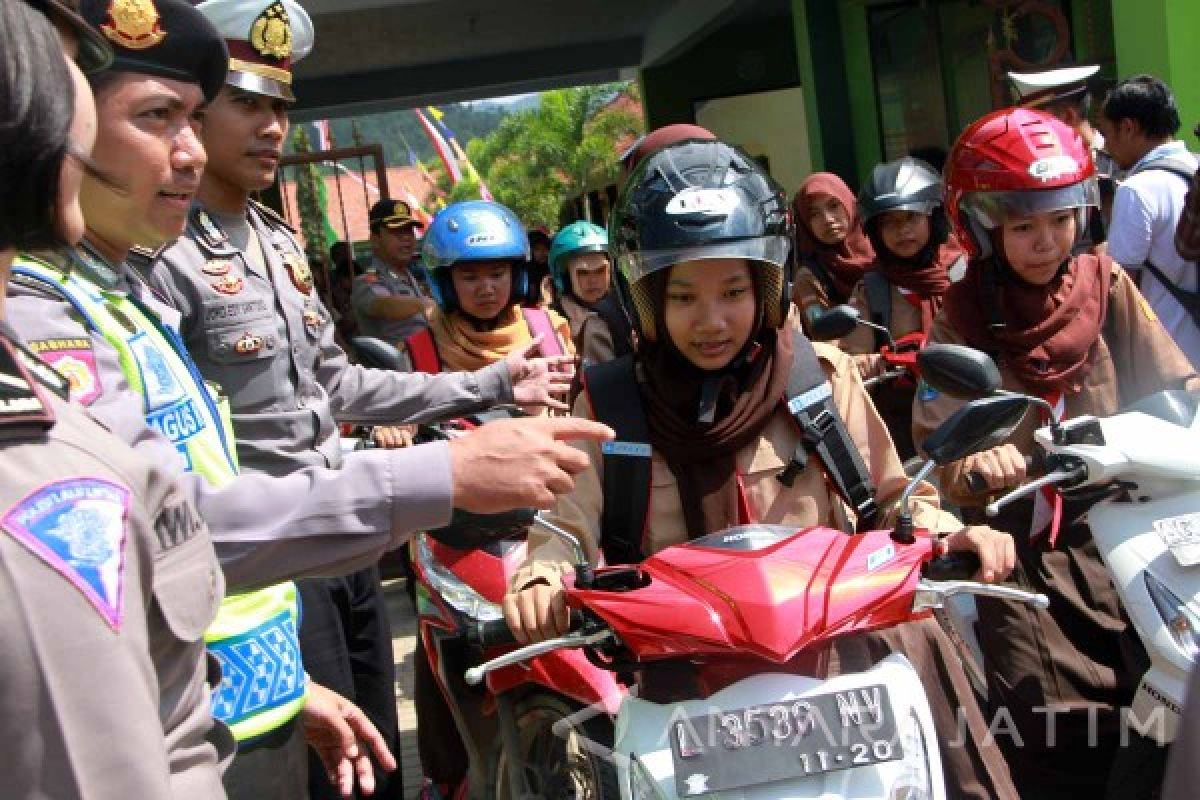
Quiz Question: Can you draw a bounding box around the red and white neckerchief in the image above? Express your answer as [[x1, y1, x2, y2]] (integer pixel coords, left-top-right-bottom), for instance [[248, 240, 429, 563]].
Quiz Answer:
[[1030, 389, 1066, 546]]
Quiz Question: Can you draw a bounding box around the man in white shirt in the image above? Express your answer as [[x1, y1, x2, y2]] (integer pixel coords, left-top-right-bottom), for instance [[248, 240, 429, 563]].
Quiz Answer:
[[1099, 74, 1200, 367]]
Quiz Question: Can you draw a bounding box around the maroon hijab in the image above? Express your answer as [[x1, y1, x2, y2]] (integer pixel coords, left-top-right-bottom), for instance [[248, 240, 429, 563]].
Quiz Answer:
[[793, 173, 876, 300]]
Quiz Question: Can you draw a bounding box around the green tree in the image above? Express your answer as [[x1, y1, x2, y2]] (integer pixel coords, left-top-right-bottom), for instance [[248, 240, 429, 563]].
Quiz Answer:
[[471, 83, 643, 229]]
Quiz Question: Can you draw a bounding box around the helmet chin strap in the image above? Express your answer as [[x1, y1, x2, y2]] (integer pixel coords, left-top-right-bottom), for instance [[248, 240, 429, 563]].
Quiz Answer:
[[694, 337, 764, 426]]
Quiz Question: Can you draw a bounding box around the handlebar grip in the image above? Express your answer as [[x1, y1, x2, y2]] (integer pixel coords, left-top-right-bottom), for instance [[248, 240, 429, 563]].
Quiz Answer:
[[465, 610, 585, 649], [923, 551, 982, 581], [466, 619, 518, 649], [963, 454, 1038, 494]]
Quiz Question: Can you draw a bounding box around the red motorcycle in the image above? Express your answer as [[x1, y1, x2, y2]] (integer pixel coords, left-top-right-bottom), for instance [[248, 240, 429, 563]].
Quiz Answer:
[[457, 395, 1048, 799]]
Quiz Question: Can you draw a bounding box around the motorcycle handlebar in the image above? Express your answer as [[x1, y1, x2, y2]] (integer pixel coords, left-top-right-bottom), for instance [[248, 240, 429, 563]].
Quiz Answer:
[[963, 454, 1038, 495], [922, 551, 981, 581], [465, 611, 585, 649]]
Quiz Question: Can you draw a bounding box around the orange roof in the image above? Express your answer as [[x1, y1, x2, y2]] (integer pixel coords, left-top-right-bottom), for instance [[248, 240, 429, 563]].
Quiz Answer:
[[277, 165, 437, 247]]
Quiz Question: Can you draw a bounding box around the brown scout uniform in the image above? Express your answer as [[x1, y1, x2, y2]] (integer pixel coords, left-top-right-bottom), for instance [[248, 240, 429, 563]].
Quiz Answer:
[[557, 292, 617, 366], [912, 265, 1199, 798], [0, 321, 231, 799], [793, 266, 928, 457], [514, 342, 1020, 800]]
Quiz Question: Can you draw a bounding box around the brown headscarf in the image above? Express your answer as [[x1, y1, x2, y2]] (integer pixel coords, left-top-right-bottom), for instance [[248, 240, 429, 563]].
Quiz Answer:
[[874, 236, 965, 333], [635, 270, 794, 537], [944, 253, 1113, 394], [792, 173, 876, 301], [429, 305, 573, 371]]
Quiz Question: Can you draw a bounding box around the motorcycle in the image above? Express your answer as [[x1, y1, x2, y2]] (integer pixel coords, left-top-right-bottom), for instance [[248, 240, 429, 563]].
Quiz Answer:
[[464, 394, 1049, 799], [809, 304, 926, 391], [918, 343, 1200, 793]]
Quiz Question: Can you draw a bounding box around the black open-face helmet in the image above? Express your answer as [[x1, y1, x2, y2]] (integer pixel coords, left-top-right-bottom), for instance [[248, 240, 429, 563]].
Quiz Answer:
[[609, 139, 792, 342], [858, 156, 950, 256]]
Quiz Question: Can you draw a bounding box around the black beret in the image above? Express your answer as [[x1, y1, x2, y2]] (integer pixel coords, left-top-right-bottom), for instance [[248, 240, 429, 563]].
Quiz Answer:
[[80, 0, 228, 101], [24, 0, 113, 74]]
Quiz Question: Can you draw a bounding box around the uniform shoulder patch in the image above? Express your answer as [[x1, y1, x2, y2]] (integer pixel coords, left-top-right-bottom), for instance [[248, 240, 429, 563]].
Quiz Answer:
[[249, 199, 296, 233], [27, 338, 102, 405], [2, 478, 130, 629]]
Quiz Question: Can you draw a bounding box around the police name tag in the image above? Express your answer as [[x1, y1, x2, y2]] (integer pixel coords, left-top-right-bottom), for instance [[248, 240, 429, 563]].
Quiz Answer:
[[602, 441, 652, 458]]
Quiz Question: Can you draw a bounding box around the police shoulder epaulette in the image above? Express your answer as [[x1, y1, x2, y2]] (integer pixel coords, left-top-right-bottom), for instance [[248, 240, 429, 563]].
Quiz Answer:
[[249, 199, 297, 234], [8, 270, 63, 299], [127, 244, 165, 272], [189, 207, 239, 258]]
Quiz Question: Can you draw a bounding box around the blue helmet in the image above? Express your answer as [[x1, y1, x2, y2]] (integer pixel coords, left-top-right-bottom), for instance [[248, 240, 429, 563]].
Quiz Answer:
[[420, 201, 531, 312]]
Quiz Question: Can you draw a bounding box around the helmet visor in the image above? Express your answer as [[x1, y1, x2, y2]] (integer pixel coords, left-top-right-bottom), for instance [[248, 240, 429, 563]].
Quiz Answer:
[[963, 179, 1099, 228], [617, 235, 791, 286]]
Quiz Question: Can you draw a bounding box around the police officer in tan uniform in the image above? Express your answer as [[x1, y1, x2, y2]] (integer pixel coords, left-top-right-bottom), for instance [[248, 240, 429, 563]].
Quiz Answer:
[[353, 199, 434, 344], [0, 1, 230, 796], [144, 3, 585, 797]]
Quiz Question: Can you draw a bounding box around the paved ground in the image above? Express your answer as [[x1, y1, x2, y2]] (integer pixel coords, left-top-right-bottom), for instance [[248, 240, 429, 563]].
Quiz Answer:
[[384, 582, 423, 799]]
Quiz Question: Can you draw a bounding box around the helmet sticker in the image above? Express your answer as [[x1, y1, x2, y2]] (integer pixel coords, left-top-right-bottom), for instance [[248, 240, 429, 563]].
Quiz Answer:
[[666, 187, 740, 217], [465, 233, 500, 246], [1028, 155, 1080, 182]]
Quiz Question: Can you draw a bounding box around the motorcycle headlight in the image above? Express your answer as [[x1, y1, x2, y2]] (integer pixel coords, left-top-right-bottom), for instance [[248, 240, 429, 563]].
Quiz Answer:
[[415, 535, 504, 621], [628, 753, 667, 800], [1145, 570, 1200, 663], [888, 709, 935, 800]]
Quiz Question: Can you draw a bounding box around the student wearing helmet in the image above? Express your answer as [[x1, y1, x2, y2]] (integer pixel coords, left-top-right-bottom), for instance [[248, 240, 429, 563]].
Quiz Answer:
[[851, 157, 967, 458], [505, 139, 1026, 800], [913, 107, 1199, 799], [548, 220, 634, 363], [401, 201, 576, 392]]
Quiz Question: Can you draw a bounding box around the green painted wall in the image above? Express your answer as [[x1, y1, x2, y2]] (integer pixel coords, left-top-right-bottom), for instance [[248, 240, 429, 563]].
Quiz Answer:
[[640, 15, 800, 132], [838, 2, 880, 187], [1111, 0, 1200, 140], [790, 0, 860, 183]]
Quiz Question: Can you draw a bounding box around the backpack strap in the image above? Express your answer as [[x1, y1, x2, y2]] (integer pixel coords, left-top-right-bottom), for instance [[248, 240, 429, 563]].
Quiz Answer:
[[520, 307, 564, 357], [862, 270, 893, 350], [778, 332, 879, 531], [404, 328, 441, 374], [590, 294, 635, 358], [583, 356, 652, 565], [1131, 156, 1198, 185]]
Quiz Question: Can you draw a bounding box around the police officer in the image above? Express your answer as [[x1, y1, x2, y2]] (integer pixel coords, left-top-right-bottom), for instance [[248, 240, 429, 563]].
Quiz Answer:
[[353, 199, 434, 344], [145, 2, 592, 798], [6, 0, 609, 797], [0, 1, 228, 796]]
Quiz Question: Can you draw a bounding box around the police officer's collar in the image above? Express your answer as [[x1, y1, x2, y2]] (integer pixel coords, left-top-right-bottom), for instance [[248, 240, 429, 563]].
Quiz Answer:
[[190, 205, 240, 257], [72, 239, 126, 290]]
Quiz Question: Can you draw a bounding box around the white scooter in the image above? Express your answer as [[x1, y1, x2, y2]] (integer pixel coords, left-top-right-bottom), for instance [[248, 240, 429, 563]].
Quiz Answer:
[[919, 345, 1200, 768]]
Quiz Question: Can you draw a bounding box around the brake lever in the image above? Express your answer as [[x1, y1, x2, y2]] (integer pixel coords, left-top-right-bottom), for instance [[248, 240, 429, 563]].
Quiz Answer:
[[913, 578, 1049, 612], [464, 629, 615, 686], [863, 368, 908, 389], [984, 467, 1082, 518]]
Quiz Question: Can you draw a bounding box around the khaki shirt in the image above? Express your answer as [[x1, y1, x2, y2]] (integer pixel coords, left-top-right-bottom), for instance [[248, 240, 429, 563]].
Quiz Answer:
[[513, 342, 958, 590], [148, 202, 511, 478], [352, 256, 430, 344], [912, 265, 1200, 507], [0, 322, 231, 799], [793, 267, 925, 356], [558, 293, 616, 365]]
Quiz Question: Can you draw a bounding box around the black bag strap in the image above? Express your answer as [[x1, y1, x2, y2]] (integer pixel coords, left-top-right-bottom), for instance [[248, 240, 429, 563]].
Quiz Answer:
[[591, 294, 635, 358], [583, 355, 653, 564], [862, 270, 892, 350], [779, 332, 879, 531]]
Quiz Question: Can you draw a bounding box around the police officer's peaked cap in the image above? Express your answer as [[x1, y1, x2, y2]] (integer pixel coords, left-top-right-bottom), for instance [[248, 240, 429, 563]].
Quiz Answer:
[[80, 0, 228, 102], [197, 0, 313, 103], [1008, 65, 1101, 108]]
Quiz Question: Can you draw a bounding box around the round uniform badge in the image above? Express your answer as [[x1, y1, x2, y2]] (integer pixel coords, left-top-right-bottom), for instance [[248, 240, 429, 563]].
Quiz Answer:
[[211, 275, 245, 295], [202, 259, 233, 277], [284, 254, 314, 295], [234, 333, 264, 355], [302, 307, 322, 337]]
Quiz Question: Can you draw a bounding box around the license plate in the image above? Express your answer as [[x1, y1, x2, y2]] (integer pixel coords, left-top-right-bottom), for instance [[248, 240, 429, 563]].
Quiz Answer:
[[669, 685, 900, 796], [1155, 514, 1200, 567]]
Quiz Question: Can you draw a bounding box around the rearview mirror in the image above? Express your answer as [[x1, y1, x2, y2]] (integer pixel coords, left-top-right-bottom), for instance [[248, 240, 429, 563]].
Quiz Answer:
[[809, 305, 861, 341], [921, 395, 1030, 465], [917, 343, 1001, 398]]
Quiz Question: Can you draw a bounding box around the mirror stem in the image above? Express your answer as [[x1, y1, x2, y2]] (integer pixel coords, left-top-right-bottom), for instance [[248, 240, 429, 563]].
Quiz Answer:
[[893, 459, 937, 544], [995, 389, 1065, 443]]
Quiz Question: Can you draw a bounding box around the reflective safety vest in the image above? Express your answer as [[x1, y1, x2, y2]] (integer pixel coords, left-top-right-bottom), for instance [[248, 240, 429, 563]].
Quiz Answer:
[[13, 254, 306, 742]]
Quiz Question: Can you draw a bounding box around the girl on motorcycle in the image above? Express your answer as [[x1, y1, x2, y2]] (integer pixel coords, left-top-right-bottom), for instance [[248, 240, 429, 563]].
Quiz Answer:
[[547, 220, 634, 364], [912, 107, 1200, 800], [505, 138, 1023, 800], [398, 201, 575, 408]]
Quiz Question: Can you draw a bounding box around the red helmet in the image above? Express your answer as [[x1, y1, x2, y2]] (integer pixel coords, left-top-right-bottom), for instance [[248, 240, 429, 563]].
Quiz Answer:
[[945, 107, 1098, 258]]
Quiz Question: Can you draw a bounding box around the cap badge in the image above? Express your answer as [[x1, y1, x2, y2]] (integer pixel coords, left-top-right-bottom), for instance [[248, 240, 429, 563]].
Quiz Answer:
[[101, 0, 167, 51], [251, 2, 293, 60], [283, 254, 314, 294]]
